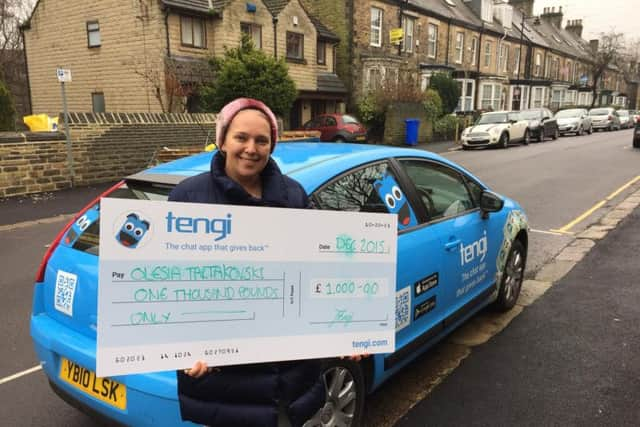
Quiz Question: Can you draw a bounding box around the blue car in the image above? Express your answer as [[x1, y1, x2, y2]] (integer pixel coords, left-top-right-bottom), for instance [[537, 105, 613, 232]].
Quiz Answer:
[[31, 143, 528, 426]]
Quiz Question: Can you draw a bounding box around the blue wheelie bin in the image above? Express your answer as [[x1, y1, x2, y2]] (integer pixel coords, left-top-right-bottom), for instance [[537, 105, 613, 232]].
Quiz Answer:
[[404, 119, 420, 146]]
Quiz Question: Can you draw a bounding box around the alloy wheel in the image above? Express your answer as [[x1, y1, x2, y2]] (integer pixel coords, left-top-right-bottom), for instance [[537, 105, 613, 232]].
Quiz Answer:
[[502, 245, 525, 305], [305, 366, 359, 427]]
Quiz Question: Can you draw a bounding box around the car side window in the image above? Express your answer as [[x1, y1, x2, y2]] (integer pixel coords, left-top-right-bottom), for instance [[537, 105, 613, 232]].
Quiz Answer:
[[399, 159, 475, 221], [326, 117, 337, 126], [313, 162, 419, 230]]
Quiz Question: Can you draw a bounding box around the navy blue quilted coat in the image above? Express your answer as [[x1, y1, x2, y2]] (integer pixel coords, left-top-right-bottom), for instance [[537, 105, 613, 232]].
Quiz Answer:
[[169, 152, 325, 427]]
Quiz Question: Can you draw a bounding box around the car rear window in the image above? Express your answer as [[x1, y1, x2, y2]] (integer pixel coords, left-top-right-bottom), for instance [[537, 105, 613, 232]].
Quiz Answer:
[[342, 115, 359, 124], [590, 109, 609, 115], [69, 181, 174, 255]]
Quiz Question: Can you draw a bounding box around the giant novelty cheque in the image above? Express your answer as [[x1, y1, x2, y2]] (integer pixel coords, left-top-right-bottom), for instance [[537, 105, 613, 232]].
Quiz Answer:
[[97, 198, 397, 376]]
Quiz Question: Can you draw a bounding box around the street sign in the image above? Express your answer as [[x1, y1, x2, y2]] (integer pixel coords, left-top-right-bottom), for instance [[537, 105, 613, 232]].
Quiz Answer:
[[57, 68, 72, 83], [390, 28, 404, 45]]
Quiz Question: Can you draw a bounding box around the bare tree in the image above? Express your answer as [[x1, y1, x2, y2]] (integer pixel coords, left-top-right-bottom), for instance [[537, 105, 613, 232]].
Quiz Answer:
[[0, 0, 34, 74], [589, 31, 625, 108], [133, 59, 193, 113]]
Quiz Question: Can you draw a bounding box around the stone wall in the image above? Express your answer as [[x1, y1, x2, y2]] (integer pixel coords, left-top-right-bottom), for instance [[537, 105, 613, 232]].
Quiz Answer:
[[0, 112, 215, 198], [383, 102, 432, 146]]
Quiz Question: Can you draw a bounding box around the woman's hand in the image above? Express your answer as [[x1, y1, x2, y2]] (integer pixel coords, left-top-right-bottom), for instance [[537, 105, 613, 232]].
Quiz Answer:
[[340, 353, 370, 362], [184, 360, 218, 378]]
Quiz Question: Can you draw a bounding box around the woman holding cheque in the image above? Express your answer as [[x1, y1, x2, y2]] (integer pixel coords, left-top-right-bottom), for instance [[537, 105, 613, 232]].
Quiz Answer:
[[169, 98, 364, 427]]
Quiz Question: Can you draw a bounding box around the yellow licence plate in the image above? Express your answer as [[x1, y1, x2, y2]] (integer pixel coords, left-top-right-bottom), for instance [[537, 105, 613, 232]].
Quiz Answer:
[[59, 358, 127, 410], [356, 136, 366, 141]]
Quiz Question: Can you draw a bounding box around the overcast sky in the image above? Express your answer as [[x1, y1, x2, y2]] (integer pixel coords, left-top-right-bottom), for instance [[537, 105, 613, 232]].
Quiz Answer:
[[532, 0, 639, 42]]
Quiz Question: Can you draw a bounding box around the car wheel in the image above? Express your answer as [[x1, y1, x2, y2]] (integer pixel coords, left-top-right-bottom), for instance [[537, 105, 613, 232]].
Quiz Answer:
[[499, 133, 509, 149], [577, 126, 583, 136], [587, 126, 593, 135], [634, 138, 640, 148], [551, 128, 559, 140], [334, 136, 346, 143], [493, 240, 526, 312], [536, 129, 544, 142], [522, 129, 530, 145], [305, 359, 365, 427]]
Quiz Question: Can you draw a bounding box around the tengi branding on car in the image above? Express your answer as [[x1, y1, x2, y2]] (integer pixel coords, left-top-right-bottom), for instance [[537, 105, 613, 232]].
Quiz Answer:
[[460, 231, 488, 266]]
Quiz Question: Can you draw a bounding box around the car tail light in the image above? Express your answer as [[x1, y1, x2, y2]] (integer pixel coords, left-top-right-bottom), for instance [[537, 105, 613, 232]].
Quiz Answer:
[[608, 115, 613, 120], [35, 181, 124, 283]]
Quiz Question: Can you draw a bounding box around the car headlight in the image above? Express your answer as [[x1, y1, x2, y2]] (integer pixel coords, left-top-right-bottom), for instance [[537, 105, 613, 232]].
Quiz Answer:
[[530, 120, 540, 128], [462, 128, 470, 136], [489, 127, 501, 135]]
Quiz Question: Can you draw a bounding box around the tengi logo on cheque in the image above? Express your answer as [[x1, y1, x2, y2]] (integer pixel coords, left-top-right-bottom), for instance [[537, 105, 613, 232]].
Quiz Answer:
[[116, 213, 151, 249]]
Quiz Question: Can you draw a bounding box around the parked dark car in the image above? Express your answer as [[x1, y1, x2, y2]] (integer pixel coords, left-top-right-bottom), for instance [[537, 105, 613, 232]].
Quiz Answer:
[[634, 120, 640, 148], [519, 108, 559, 142], [301, 113, 368, 142]]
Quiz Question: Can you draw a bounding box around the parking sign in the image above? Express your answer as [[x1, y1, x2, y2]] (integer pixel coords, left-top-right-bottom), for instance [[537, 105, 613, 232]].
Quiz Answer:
[[57, 68, 72, 83]]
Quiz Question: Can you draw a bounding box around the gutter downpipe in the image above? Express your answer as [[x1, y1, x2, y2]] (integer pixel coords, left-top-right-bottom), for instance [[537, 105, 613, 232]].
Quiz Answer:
[[499, 28, 507, 110], [273, 16, 278, 58], [445, 18, 452, 67], [475, 23, 484, 111], [163, 7, 171, 58]]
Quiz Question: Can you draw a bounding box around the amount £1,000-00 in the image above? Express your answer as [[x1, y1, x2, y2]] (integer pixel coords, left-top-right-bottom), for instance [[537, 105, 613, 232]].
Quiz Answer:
[[312, 279, 386, 298]]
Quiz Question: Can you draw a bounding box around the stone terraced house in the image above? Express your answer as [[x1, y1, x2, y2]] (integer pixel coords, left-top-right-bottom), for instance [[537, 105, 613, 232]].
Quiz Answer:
[[22, 0, 347, 128]]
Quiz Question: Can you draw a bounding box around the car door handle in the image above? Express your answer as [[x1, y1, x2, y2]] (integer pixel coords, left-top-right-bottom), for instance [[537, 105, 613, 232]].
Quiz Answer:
[[444, 239, 462, 251]]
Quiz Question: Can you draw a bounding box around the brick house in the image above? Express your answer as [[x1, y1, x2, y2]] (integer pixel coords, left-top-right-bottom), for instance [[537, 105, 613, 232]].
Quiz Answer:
[[22, 0, 346, 128]]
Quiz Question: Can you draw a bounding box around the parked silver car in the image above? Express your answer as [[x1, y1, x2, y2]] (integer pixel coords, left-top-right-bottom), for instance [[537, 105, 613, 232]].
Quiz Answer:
[[555, 108, 592, 136], [589, 107, 621, 131], [617, 109, 632, 129]]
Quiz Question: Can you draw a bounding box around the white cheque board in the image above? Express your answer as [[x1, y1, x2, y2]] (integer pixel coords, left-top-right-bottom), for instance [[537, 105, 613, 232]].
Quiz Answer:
[[97, 198, 397, 376]]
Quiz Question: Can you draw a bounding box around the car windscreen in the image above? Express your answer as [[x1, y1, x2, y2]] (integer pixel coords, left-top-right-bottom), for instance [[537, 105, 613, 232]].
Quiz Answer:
[[70, 180, 174, 255], [555, 109, 581, 118], [618, 110, 629, 117], [519, 110, 542, 119], [590, 109, 609, 115], [342, 115, 359, 124], [477, 113, 508, 124]]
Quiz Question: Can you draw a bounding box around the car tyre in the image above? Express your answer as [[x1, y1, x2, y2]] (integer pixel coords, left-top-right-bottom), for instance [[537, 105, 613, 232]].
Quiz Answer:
[[334, 136, 346, 143], [493, 240, 526, 312], [587, 125, 593, 135], [551, 128, 559, 140], [522, 129, 530, 145], [306, 358, 365, 427], [499, 133, 509, 149], [577, 126, 583, 136], [634, 138, 640, 148], [536, 129, 544, 142]]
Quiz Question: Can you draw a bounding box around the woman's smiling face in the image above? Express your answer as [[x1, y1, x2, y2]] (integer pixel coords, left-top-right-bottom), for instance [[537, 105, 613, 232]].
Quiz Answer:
[[220, 109, 272, 183]]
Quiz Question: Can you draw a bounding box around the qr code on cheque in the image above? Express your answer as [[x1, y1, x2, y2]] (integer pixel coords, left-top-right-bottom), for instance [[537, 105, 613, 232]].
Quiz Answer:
[[55, 270, 78, 316], [395, 287, 411, 331]]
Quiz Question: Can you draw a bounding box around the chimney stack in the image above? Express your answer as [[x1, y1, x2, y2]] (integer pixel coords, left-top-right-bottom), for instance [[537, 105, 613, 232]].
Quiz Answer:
[[509, 0, 534, 17], [565, 19, 584, 38], [541, 5, 564, 28], [590, 39, 599, 53]]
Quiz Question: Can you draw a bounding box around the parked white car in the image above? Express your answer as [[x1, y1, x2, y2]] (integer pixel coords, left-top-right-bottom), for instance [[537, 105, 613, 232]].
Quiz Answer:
[[461, 111, 530, 149], [555, 108, 592, 136]]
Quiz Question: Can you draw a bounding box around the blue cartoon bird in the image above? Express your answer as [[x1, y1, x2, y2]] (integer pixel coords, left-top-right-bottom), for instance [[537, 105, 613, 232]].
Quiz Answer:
[[374, 173, 417, 229], [116, 213, 150, 248]]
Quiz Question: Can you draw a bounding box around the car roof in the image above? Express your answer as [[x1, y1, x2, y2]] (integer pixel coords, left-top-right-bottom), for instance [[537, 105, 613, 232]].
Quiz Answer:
[[138, 142, 480, 193]]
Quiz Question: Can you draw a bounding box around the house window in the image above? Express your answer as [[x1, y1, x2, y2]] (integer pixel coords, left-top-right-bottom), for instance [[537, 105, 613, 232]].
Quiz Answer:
[[366, 67, 383, 91], [481, 83, 502, 110], [370, 7, 383, 47], [535, 53, 542, 76], [92, 92, 105, 113], [455, 32, 464, 64], [532, 87, 545, 108], [552, 58, 559, 80], [456, 79, 475, 112], [544, 56, 550, 78], [286, 32, 304, 60], [514, 46, 521, 75], [510, 85, 529, 110], [401, 16, 415, 53], [240, 22, 262, 48], [427, 24, 438, 58], [484, 41, 492, 67], [317, 41, 326, 65], [498, 43, 509, 72], [470, 37, 478, 65], [87, 21, 101, 48], [481, 0, 493, 22], [181, 16, 206, 48], [551, 89, 565, 110]]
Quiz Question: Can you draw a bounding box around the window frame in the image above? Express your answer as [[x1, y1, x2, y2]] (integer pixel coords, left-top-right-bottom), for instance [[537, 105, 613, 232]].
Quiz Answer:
[[180, 15, 206, 49], [535, 53, 542, 76], [401, 15, 415, 53], [470, 37, 478, 66], [86, 21, 101, 48], [317, 41, 326, 65], [92, 92, 105, 113], [286, 31, 305, 62], [240, 22, 262, 49], [370, 7, 383, 47], [484, 41, 492, 68], [427, 23, 438, 59], [455, 32, 464, 64]]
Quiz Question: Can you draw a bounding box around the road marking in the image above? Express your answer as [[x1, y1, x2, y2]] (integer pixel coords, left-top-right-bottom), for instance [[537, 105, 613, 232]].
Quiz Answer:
[[0, 365, 42, 385], [0, 214, 73, 232], [530, 228, 571, 236], [553, 175, 640, 233]]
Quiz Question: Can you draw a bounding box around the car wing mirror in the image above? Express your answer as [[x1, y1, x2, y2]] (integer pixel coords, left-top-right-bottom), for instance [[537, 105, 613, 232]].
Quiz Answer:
[[480, 190, 504, 219]]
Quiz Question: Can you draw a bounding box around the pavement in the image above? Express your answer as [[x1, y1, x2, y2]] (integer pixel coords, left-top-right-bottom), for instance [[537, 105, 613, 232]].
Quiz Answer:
[[396, 204, 640, 426]]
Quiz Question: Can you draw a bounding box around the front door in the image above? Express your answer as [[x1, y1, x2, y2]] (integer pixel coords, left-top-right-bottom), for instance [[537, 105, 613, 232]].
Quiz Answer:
[[289, 99, 302, 129]]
